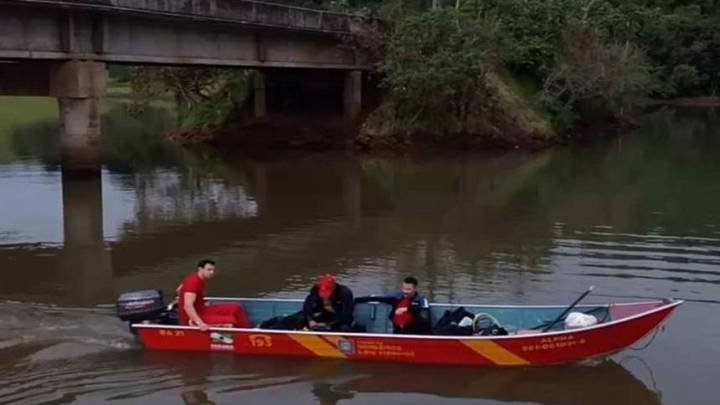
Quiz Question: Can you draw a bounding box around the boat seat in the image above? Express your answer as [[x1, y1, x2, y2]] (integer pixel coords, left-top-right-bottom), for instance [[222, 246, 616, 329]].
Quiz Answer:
[[226, 299, 395, 332], [235, 300, 304, 327], [354, 302, 436, 334], [353, 302, 394, 333]]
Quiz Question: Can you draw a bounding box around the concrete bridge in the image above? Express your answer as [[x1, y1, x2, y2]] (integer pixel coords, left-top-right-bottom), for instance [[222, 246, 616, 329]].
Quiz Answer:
[[0, 0, 373, 169]]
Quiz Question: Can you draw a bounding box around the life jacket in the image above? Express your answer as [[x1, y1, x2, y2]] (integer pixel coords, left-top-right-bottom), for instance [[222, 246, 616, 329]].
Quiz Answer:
[[393, 296, 414, 328]]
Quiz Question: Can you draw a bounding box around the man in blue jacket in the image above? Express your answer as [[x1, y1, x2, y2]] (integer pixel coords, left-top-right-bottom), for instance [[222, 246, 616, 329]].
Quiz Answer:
[[355, 276, 431, 334]]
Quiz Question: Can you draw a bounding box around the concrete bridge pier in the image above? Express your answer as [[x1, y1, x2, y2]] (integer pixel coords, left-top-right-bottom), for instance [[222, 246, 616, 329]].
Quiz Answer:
[[50, 61, 108, 172], [344, 70, 362, 121], [253, 71, 267, 118]]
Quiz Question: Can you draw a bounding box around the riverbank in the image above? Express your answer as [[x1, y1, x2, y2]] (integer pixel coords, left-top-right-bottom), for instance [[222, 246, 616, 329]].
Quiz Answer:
[[164, 100, 636, 154], [164, 113, 634, 154], [671, 97, 720, 107], [164, 71, 582, 153]]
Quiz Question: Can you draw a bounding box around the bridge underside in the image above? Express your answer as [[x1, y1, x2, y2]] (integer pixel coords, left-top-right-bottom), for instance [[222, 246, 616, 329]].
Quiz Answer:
[[0, 2, 368, 171], [0, 6, 361, 69]]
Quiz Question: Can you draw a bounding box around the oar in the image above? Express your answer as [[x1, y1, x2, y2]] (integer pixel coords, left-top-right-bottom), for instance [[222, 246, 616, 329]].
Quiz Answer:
[[542, 286, 595, 332]]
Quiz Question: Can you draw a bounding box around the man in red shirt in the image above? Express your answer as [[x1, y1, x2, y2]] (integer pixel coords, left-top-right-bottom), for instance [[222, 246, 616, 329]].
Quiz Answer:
[[177, 259, 250, 330]]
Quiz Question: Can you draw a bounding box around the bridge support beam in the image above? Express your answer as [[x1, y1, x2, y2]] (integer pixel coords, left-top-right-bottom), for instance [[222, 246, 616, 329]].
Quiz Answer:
[[343, 70, 362, 121], [50, 61, 108, 172], [254, 70, 267, 118]]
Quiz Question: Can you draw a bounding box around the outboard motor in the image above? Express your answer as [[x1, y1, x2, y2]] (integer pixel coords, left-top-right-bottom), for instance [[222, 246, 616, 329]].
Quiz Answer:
[[117, 289, 176, 332]]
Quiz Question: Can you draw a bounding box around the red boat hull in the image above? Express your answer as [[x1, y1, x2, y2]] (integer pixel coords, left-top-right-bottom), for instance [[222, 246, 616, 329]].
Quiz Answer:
[[135, 301, 680, 366]]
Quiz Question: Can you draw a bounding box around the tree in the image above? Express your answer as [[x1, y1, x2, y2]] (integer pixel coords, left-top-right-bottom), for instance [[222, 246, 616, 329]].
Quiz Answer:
[[382, 7, 508, 135], [128, 67, 254, 130], [543, 26, 658, 122]]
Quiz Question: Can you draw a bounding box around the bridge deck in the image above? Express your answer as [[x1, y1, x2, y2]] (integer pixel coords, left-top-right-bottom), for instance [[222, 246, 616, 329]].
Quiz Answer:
[[1, 0, 369, 34], [0, 0, 375, 69]]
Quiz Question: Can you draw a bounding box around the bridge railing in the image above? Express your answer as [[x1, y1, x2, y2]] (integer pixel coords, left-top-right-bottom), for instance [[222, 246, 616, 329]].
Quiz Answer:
[[9, 0, 372, 34]]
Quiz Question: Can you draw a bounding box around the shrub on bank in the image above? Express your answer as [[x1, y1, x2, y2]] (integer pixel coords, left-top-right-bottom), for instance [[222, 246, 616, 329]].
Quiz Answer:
[[123, 0, 719, 149]]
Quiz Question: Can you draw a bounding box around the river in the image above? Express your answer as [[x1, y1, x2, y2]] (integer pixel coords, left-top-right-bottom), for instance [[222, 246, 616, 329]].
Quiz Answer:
[[0, 97, 718, 404]]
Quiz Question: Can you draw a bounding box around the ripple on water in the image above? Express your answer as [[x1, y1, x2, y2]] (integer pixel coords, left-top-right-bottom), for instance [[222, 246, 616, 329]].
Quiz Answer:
[[545, 227, 720, 304]]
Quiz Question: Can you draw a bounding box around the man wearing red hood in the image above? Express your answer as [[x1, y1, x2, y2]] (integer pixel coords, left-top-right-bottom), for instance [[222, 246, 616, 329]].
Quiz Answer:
[[302, 274, 354, 331]]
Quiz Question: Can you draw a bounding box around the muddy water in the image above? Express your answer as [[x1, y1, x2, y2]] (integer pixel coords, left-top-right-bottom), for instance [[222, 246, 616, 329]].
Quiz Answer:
[[0, 100, 718, 404]]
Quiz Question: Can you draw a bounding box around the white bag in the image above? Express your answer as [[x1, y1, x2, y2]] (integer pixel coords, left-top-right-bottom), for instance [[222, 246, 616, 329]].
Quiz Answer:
[[458, 316, 474, 327], [564, 312, 598, 329]]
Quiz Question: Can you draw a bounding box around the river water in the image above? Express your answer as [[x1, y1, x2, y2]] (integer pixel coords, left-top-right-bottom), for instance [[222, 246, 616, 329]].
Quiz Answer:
[[0, 98, 718, 404]]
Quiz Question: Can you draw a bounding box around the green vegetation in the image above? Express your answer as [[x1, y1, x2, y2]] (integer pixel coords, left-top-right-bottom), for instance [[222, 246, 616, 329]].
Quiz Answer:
[[0, 91, 178, 166], [381, 7, 509, 136], [0, 97, 58, 163], [124, 0, 720, 148], [361, 1, 649, 142], [0, 97, 58, 134], [369, 0, 720, 98], [126, 67, 254, 132]]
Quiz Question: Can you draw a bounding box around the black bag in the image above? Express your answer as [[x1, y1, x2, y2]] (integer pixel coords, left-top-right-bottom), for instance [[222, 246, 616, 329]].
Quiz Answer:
[[477, 324, 509, 336], [433, 324, 474, 336], [432, 307, 476, 336], [259, 311, 306, 330]]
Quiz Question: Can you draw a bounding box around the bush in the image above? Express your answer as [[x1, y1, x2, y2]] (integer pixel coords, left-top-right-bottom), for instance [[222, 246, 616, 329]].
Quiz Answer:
[[382, 7, 508, 136], [542, 26, 658, 118], [128, 67, 254, 130]]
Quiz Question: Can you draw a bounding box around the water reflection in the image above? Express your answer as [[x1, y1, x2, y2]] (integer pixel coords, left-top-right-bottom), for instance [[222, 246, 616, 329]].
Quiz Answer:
[[0, 349, 662, 405], [181, 391, 215, 405], [1, 100, 720, 403], [1, 107, 720, 306], [60, 168, 113, 304]]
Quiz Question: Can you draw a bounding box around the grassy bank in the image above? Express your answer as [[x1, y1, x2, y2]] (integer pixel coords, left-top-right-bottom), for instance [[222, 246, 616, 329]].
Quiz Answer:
[[0, 97, 58, 163], [0, 89, 177, 164]]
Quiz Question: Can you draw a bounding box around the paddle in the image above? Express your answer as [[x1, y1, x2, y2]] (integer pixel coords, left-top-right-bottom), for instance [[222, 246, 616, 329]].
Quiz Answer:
[[541, 285, 595, 332]]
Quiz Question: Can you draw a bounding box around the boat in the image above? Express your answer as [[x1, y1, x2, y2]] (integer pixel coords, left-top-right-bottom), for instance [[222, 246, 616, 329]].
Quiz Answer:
[[119, 292, 682, 366]]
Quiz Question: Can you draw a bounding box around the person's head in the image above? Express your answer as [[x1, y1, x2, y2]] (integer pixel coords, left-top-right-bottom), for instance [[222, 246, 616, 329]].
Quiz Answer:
[[317, 274, 337, 299], [196, 259, 216, 280], [401, 276, 418, 297]]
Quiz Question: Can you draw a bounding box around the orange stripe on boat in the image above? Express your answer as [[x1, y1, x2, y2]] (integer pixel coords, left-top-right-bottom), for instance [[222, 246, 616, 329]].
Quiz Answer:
[[320, 335, 344, 346], [288, 334, 346, 358], [461, 339, 529, 365]]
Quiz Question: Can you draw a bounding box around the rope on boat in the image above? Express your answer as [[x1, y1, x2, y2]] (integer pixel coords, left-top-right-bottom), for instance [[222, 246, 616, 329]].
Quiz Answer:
[[472, 312, 503, 332], [630, 325, 664, 351]]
